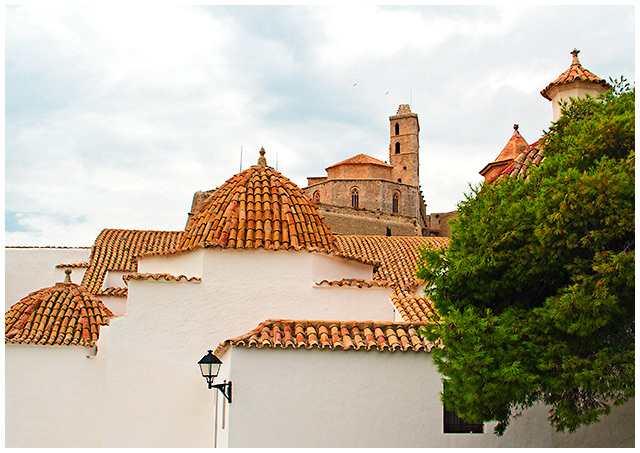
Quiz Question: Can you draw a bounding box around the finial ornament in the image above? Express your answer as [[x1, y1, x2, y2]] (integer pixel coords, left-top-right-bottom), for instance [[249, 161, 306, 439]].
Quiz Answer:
[[571, 48, 581, 65], [257, 147, 267, 168], [513, 124, 519, 131], [64, 268, 72, 283]]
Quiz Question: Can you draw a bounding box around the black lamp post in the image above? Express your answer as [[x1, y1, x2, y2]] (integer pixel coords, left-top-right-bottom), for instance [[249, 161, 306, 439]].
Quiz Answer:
[[198, 350, 232, 403]]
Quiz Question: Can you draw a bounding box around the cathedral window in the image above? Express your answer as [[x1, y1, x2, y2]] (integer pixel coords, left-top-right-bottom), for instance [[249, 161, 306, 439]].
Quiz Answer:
[[392, 193, 400, 213], [395, 142, 400, 154], [395, 122, 400, 135], [313, 191, 320, 204], [351, 188, 359, 208]]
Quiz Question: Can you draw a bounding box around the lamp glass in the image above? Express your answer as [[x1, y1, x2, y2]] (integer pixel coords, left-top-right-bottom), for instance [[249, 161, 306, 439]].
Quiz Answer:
[[198, 350, 222, 379]]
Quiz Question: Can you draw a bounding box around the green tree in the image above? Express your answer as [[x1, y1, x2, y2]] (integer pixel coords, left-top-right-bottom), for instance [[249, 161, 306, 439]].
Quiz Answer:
[[417, 80, 634, 435]]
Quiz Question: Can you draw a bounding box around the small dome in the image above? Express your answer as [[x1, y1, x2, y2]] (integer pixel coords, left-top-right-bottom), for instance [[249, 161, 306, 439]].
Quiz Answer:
[[5, 273, 113, 347], [180, 149, 337, 252]]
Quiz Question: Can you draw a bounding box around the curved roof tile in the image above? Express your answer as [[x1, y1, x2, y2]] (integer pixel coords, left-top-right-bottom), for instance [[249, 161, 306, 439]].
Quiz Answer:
[[216, 319, 434, 354], [5, 281, 113, 347], [81, 229, 184, 295], [180, 151, 338, 252], [541, 49, 611, 101], [333, 235, 448, 289]]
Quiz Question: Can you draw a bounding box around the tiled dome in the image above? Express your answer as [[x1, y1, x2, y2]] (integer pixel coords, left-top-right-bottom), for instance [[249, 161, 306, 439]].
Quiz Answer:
[[5, 270, 113, 347], [180, 148, 338, 252]]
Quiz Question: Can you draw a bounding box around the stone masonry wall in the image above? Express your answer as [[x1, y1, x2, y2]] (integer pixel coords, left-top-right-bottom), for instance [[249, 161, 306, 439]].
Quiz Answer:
[[317, 204, 420, 236]]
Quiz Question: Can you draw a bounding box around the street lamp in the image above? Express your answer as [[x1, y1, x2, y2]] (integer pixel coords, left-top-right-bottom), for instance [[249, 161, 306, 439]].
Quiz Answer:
[[198, 350, 232, 403]]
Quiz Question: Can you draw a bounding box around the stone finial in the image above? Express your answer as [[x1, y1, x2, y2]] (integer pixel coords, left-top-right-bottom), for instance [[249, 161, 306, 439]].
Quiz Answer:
[[514, 124, 519, 131], [64, 268, 72, 283], [571, 48, 581, 65], [257, 147, 267, 168]]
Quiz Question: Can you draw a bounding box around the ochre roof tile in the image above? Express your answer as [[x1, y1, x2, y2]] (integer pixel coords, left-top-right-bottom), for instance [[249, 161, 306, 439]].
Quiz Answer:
[[540, 49, 611, 101], [180, 155, 338, 253], [325, 153, 392, 171], [81, 229, 184, 296], [216, 319, 434, 355], [333, 235, 448, 289], [5, 282, 113, 347], [391, 289, 437, 323]]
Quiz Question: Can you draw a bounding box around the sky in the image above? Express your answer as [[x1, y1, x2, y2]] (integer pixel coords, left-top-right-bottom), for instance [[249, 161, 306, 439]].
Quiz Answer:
[[5, 5, 635, 247]]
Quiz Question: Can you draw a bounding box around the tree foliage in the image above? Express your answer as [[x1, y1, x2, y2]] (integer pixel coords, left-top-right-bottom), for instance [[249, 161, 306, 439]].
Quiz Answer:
[[418, 80, 634, 435]]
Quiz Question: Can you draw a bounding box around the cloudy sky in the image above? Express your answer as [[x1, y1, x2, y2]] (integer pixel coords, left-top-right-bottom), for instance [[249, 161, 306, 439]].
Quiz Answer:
[[5, 5, 635, 246]]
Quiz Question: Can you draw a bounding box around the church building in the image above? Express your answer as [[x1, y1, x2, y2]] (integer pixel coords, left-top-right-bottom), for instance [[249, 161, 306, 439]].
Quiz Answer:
[[303, 104, 430, 236], [4, 49, 634, 448]]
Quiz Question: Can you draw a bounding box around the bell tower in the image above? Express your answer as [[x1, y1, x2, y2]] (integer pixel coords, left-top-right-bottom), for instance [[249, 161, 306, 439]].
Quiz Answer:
[[389, 104, 420, 186]]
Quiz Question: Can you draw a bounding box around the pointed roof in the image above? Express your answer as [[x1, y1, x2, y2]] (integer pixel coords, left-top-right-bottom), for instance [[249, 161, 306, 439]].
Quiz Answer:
[[179, 149, 338, 252], [325, 153, 392, 171], [6, 270, 114, 347], [541, 49, 611, 101], [480, 125, 529, 177]]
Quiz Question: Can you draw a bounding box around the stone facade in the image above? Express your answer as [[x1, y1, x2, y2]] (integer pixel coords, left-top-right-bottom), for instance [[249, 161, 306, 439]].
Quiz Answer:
[[303, 105, 430, 236]]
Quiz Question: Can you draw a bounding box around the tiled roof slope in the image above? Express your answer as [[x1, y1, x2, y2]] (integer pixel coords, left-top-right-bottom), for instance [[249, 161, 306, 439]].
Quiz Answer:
[[6, 280, 113, 347], [216, 319, 434, 355], [326, 153, 392, 170], [334, 235, 446, 322], [180, 149, 338, 252], [81, 229, 184, 296], [334, 235, 448, 289], [480, 125, 529, 177], [541, 49, 611, 101], [391, 289, 437, 323], [492, 137, 545, 182]]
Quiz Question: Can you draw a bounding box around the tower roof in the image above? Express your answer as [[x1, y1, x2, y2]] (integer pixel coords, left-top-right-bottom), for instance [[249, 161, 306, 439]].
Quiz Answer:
[[480, 125, 529, 177], [540, 49, 611, 101], [180, 149, 338, 252], [6, 270, 113, 347]]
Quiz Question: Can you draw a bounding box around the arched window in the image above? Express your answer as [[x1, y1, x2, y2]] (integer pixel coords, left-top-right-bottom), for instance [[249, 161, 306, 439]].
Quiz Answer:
[[392, 192, 400, 213], [395, 142, 400, 154], [394, 122, 400, 135], [351, 188, 359, 208], [313, 191, 320, 204]]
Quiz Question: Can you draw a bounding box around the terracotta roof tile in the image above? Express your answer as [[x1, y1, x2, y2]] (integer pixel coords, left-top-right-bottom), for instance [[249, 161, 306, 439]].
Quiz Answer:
[[391, 289, 437, 323], [180, 150, 338, 253], [334, 235, 448, 289], [81, 228, 184, 296], [480, 125, 529, 177], [56, 262, 89, 268], [123, 273, 202, 284], [491, 138, 545, 183], [325, 154, 392, 171], [314, 278, 393, 288], [541, 49, 611, 101], [5, 282, 113, 347], [216, 319, 434, 355]]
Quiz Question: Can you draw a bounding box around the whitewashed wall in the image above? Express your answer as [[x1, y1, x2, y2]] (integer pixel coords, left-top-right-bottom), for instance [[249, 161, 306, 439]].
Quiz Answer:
[[103, 248, 393, 447], [5, 329, 109, 448], [5, 247, 90, 311], [219, 346, 634, 448]]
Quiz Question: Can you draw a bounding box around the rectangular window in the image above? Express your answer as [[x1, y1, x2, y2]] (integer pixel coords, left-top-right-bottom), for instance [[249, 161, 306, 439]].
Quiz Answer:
[[443, 408, 484, 433], [442, 383, 484, 434]]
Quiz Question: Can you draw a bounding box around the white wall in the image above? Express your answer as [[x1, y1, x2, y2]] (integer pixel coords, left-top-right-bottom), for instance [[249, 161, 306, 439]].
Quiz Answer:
[[5, 247, 90, 311], [220, 346, 634, 448], [102, 248, 395, 447], [5, 334, 109, 447]]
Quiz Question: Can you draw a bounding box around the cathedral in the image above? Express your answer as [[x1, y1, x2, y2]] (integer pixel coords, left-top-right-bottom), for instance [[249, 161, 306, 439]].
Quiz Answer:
[[303, 104, 430, 236]]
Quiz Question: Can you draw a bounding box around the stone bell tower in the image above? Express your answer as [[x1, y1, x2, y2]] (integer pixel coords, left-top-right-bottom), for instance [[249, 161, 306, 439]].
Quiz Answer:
[[389, 104, 420, 187]]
